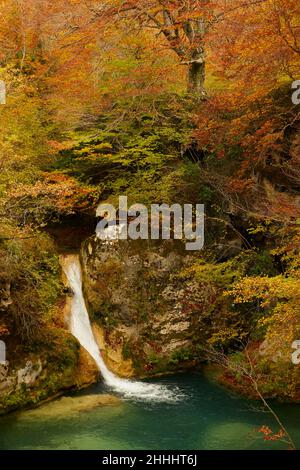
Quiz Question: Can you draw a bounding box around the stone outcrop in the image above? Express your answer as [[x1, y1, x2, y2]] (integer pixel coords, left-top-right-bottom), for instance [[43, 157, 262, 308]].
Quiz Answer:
[[81, 236, 210, 376], [92, 323, 134, 378], [0, 344, 99, 415], [22, 393, 121, 419]]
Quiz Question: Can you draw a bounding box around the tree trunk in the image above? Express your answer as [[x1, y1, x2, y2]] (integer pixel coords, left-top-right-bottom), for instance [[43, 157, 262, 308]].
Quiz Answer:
[[187, 48, 206, 98]]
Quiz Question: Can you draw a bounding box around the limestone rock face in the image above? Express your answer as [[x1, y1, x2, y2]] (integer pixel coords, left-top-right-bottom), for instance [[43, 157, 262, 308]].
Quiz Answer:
[[0, 363, 15, 395], [17, 360, 43, 390], [0, 344, 99, 415], [75, 346, 100, 387], [81, 237, 210, 376], [0, 359, 44, 412], [92, 323, 134, 378]]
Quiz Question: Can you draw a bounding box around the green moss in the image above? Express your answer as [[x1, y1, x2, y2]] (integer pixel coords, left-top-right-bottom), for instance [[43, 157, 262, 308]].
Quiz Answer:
[[168, 348, 194, 365], [122, 341, 132, 360], [247, 250, 277, 276], [0, 329, 82, 414]]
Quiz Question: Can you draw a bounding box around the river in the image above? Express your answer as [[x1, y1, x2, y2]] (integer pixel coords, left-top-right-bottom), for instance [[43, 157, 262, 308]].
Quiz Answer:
[[0, 374, 300, 450]]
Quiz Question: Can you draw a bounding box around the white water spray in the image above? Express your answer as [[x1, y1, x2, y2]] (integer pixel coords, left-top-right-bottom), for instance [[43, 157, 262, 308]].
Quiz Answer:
[[61, 255, 183, 403]]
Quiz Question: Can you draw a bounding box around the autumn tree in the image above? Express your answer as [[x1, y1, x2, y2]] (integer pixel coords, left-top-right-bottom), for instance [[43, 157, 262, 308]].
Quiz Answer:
[[88, 0, 223, 97], [121, 0, 213, 97], [190, 0, 300, 222]]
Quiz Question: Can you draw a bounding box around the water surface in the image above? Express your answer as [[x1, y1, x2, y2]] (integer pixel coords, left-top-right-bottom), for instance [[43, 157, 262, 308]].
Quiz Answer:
[[0, 374, 299, 450]]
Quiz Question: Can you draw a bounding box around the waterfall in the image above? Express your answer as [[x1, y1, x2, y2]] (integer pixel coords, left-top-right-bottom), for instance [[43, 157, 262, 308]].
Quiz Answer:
[[61, 255, 183, 403]]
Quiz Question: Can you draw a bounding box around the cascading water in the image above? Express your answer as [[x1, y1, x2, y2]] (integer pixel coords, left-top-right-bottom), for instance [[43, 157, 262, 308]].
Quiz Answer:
[[61, 255, 184, 403]]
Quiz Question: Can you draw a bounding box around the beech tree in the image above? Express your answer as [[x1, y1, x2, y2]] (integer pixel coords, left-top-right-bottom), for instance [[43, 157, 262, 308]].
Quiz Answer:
[[97, 1, 273, 97], [87, 0, 223, 97], [124, 0, 212, 97]]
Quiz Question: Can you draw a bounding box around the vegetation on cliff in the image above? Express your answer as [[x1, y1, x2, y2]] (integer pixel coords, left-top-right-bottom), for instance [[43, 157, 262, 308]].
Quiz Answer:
[[0, 0, 299, 409]]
